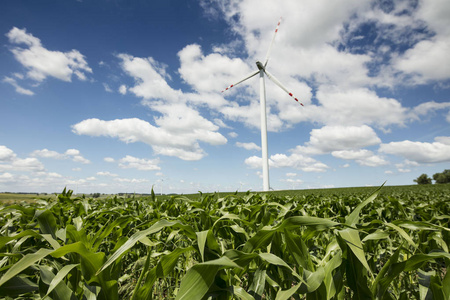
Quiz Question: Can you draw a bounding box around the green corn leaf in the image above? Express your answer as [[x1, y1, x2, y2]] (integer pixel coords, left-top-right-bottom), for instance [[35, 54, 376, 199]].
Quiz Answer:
[[212, 213, 247, 229], [83, 284, 100, 300], [372, 246, 401, 297], [223, 249, 258, 267], [35, 209, 58, 239], [345, 182, 384, 226], [244, 215, 340, 253], [337, 232, 372, 299], [73, 216, 83, 231], [377, 251, 450, 298], [243, 229, 275, 252], [51, 242, 103, 281], [249, 268, 266, 297], [133, 246, 196, 300], [50, 242, 118, 300], [0, 230, 44, 250], [259, 252, 300, 280], [323, 252, 342, 299], [276, 216, 340, 231], [443, 264, 450, 300], [362, 230, 390, 242], [0, 275, 38, 297], [418, 269, 434, 300], [275, 281, 302, 300], [43, 264, 79, 299], [176, 256, 240, 300], [156, 246, 196, 278], [233, 285, 255, 300], [41, 234, 61, 250], [385, 222, 417, 248], [0, 248, 53, 287], [0, 205, 36, 217], [176, 264, 219, 300], [338, 228, 372, 276], [196, 230, 209, 262], [131, 249, 152, 300], [92, 216, 134, 251], [97, 219, 195, 275], [300, 267, 325, 293], [39, 265, 75, 300], [284, 229, 313, 270]]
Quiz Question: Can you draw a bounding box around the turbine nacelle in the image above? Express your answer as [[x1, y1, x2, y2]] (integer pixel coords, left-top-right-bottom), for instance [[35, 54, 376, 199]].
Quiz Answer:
[[256, 61, 265, 70]]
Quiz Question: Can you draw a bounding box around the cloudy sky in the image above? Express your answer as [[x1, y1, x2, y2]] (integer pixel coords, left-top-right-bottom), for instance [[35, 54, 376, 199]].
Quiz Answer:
[[1, 0, 449, 194]]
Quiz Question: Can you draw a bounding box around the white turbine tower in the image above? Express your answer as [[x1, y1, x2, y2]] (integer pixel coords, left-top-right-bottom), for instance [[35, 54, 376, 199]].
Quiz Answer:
[[222, 18, 303, 192]]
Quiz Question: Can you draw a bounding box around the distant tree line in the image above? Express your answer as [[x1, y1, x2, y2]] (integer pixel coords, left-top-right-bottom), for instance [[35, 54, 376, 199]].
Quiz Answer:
[[414, 169, 450, 185]]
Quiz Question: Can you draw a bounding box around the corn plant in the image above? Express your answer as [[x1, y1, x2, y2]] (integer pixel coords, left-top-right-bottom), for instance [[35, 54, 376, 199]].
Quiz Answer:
[[0, 184, 449, 299]]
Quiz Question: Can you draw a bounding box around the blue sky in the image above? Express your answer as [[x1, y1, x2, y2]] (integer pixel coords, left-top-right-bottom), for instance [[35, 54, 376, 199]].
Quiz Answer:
[[1, 0, 449, 194]]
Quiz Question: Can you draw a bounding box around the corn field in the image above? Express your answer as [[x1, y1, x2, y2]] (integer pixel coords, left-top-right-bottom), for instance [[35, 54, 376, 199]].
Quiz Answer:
[[0, 184, 449, 299]]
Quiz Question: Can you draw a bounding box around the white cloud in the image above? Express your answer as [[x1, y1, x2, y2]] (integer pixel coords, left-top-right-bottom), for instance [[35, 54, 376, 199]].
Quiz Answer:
[[83, 53, 228, 161], [118, 84, 127, 95], [379, 137, 450, 163], [435, 136, 450, 145], [118, 155, 160, 171], [394, 39, 450, 83], [332, 149, 388, 167], [0, 146, 17, 161], [286, 172, 297, 177], [103, 83, 113, 92], [296, 125, 381, 155], [31, 148, 90, 164], [72, 117, 226, 161], [410, 101, 450, 121], [284, 178, 303, 184], [118, 53, 179, 101], [114, 177, 149, 183], [2, 76, 34, 95], [72, 155, 91, 164], [395, 160, 419, 173], [391, 0, 450, 84], [6, 27, 92, 83], [0, 158, 45, 172], [31, 149, 64, 159], [304, 87, 407, 128], [236, 142, 261, 151], [104, 157, 115, 163], [0, 146, 45, 173], [0, 172, 14, 183], [228, 132, 238, 138], [65, 149, 80, 156], [178, 43, 253, 93], [213, 118, 230, 129], [245, 153, 328, 172], [97, 171, 118, 177]]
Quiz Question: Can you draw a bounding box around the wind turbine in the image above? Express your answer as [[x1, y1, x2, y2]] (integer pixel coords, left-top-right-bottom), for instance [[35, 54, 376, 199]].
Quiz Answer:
[[222, 17, 303, 192]]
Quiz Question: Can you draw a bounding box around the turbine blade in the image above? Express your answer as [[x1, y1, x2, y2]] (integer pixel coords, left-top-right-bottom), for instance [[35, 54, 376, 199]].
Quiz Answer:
[[221, 70, 259, 93], [264, 69, 304, 106], [263, 17, 282, 68]]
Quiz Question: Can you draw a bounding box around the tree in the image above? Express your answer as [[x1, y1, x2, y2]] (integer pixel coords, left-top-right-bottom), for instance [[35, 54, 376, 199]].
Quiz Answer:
[[433, 169, 450, 184], [414, 174, 432, 185]]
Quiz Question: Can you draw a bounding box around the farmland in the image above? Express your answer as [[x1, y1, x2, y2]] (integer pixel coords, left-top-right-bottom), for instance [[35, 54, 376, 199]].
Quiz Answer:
[[0, 184, 449, 299]]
